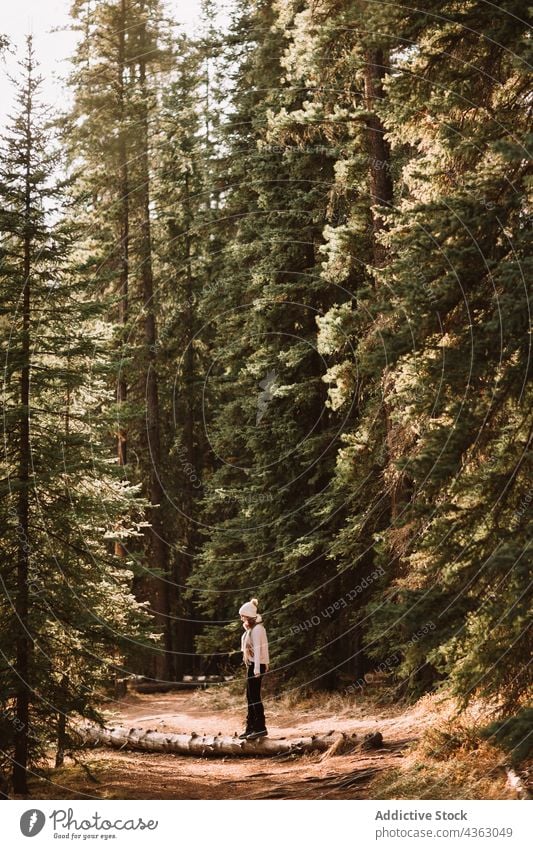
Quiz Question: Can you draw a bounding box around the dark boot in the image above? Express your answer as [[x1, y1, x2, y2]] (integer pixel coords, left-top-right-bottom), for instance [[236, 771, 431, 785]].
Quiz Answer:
[[246, 728, 268, 740]]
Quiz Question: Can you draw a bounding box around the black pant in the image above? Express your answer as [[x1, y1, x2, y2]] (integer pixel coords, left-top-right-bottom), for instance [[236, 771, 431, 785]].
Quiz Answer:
[[246, 663, 267, 731]]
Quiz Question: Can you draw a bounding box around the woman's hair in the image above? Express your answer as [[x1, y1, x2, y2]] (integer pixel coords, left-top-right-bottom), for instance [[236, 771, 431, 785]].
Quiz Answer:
[[250, 597, 258, 607]]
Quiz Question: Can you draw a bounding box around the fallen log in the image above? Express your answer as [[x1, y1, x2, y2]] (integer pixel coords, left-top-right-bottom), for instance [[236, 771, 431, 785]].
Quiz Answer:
[[114, 680, 204, 696], [74, 722, 342, 757], [182, 675, 233, 683], [123, 675, 234, 694], [131, 681, 208, 694]]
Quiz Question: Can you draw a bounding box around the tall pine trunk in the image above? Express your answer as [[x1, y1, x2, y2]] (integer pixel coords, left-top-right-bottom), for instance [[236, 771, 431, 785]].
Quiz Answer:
[[167, 170, 197, 679], [136, 16, 172, 680], [13, 69, 33, 795], [363, 49, 393, 267], [115, 0, 130, 557], [363, 49, 410, 554]]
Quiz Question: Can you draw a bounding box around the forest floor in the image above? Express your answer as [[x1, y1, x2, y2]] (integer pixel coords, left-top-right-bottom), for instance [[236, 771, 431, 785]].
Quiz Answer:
[[29, 686, 527, 800]]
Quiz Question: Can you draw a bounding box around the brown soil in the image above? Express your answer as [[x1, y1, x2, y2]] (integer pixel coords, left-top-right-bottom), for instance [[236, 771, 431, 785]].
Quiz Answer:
[[29, 688, 433, 800]]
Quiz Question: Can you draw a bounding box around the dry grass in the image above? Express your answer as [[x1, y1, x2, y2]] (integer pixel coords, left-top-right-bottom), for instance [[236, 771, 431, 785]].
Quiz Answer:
[[369, 743, 513, 799], [369, 706, 517, 800]]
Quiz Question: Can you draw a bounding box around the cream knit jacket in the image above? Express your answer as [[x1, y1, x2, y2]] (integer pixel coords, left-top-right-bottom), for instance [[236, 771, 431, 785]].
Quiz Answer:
[[241, 615, 269, 674]]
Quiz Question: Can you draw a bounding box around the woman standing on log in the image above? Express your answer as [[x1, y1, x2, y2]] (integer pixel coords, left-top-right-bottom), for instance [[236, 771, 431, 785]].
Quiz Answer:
[[239, 598, 269, 739]]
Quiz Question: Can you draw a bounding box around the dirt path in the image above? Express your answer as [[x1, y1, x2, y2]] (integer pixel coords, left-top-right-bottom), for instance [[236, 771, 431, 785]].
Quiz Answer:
[[30, 689, 435, 800]]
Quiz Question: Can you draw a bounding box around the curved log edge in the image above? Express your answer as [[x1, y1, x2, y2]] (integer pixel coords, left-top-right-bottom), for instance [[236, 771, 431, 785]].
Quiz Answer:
[[74, 723, 384, 758]]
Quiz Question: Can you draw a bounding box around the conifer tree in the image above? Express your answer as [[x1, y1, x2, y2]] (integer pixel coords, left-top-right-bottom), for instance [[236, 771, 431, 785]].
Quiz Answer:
[[272, 0, 397, 681], [188, 0, 358, 685], [152, 24, 226, 675], [359, 0, 532, 708], [66, 0, 176, 678], [1, 3, 528, 766], [0, 37, 152, 794]]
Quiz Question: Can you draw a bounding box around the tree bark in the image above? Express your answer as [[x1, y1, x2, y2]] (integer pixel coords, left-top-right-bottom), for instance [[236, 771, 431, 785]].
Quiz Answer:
[[174, 169, 197, 678], [13, 48, 35, 796], [135, 8, 173, 679], [115, 0, 130, 560], [363, 49, 411, 540], [363, 49, 393, 267], [55, 708, 67, 769]]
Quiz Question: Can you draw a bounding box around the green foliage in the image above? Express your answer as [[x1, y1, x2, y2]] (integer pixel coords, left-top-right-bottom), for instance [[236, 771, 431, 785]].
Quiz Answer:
[[480, 709, 533, 765], [183, 0, 532, 706], [184, 0, 364, 686], [1, 0, 530, 792], [0, 36, 154, 785], [357, 0, 532, 708]]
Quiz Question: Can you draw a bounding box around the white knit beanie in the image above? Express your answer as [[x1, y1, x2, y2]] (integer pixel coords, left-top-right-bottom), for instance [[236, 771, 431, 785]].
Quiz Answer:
[[239, 597, 258, 618]]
